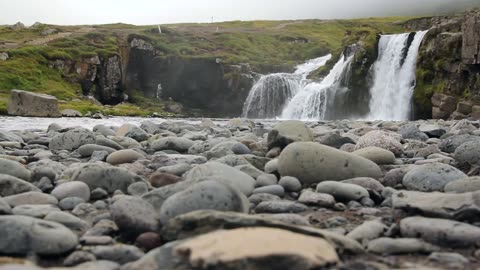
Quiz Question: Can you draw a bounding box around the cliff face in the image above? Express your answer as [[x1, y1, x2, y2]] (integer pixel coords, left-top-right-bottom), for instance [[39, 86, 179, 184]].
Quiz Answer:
[[414, 10, 480, 120], [125, 38, 254, 116]]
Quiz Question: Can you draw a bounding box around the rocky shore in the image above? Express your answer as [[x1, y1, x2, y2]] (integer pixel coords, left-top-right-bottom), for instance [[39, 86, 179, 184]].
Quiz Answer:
[[1, 118, 480, 269]]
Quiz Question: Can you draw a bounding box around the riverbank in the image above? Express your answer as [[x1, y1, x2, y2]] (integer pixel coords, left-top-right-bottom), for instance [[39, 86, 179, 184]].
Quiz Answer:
[[1, 117, 480, 269]]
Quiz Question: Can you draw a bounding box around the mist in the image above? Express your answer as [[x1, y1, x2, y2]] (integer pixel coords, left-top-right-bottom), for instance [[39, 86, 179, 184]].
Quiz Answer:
[[0, 0, 478, 26]]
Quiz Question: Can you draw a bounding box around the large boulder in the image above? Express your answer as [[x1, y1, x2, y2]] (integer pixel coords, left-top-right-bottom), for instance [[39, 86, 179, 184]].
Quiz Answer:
[[49, 128, 96, 151], [278, 142, 382, 185], [462, 9, 480, 65], [159, 180, 249, 224], [267, 120, 313, 150], [7, 90, 60, 117], [174, 227, 339, 269], [355, 130, 403, 156], [110, 196, 160, 238], [402, 163, 466, 192], [184, 162, 256, 195], [0, 215, 78, 255]]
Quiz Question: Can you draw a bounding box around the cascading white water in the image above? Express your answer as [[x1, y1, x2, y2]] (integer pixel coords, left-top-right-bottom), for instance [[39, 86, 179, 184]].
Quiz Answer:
[[366, 31, 428, 120], [241, 55, 331, 119], [281, 55, 354, 120]]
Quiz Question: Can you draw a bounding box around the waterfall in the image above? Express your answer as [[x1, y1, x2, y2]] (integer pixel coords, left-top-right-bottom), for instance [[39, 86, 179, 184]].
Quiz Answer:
[[366, 31, 428, 121], [241, 55, 331, 119], [281, 54, 354, 120]]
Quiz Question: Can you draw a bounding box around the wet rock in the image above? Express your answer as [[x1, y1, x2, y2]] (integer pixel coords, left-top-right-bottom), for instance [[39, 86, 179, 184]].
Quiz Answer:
[[402, 163, 466, 192], [267, 120, 313, 150], [367, 237, 439, 255], [110, 196, 159, 238], [159, 180, 249, 224], [175, 227, 339, 269], [0, 215, 78, 255], [400, 216, 480, 247], [51, 181, 90, 201], [278, 142, 382, 185], [316, 181, 369, 202]]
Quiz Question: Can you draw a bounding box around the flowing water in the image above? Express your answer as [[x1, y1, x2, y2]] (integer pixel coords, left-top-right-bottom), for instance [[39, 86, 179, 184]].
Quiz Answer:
[[366, 31, 428, 120], [241, 55, 331, 119]]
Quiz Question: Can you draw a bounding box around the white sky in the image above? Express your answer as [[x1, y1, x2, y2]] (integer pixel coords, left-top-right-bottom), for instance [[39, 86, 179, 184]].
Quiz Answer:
[[0, 0, 477, 25]]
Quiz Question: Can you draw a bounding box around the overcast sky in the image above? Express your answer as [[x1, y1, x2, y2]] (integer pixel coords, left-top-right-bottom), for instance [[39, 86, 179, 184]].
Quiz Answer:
[[0, 0, 478, 26]]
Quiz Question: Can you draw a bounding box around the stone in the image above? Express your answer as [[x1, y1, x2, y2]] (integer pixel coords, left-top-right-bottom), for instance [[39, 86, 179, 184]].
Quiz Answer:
[[462, 9, 480, 64], [439, 134, 480, 153], [59, 197, 85, 210], [444, 177, 480, 193], [12, 204, 60, 218], [49, 128, 96, 151], [108, 136, 142, 149], [0, 52, 8, 61], [278, 142, 382, 185], [383, 167, 410, 187], [352, 147, 395, 165], [110, 196, 159, 238], [278, 176, 302, 192], [4, 191, 58, 207], [151, 137, 194, 152], [0, 215, 78, 255], [235, 164, 264, 179], [367, 237, 439, 255], [159, 180, 249, 224], [400, 216, 480, 247], [127, 181, 149, 196], [454, 140, 480, 166], [0, 174, 40, 197], [0, 159, 31, 181], [231, 142, 251, 154], [298, 190, 335, 208], [0, 197, 12, 214], [95, 135, 122, 149], [157, 163, 192, 176], [51, 181, 90, 201], [419, 123, 446, 138], [392, 190, 480, 221], [248, 193, 281, 205], [254, 200, 308, 213], [175, 227, 339, 269], [135, 232, 163, 252], [77, 144, 116, 157], [106, 149, 144, 165], [402, 163, 466, 192], [63, 250, 96, 266], [44, 211, 89, 231], [149, 153, 206, 169], [256, 174, 278, 187], [316, 181, 369, 202], [122, 125, 149, 142], [161, 210, 364, 254], [184, 162, 256, 196], [252, 185, 285, 197], [7, 90, 60, 117], [31, 166, 56, 182], [346, 219, 387, 245], [267, 120, 313, 150], [428, 252, 469, 266], [91, 244, 144, 265], [69, 163, 139, 193], [341, 177, 384, 193], [398, 123, 428, 141], [61, 109, 82, 117], [355, 130, 403, 156], [149, 172, 182, 188]]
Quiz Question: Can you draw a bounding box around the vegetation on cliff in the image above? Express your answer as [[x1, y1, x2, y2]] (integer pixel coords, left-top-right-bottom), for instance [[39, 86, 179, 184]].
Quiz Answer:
[[0, 17, 419, 116]]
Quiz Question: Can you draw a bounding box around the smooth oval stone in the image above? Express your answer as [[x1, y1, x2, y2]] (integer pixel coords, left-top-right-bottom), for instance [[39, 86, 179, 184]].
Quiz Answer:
[[159, 180, 249, 224], [110, 196, 159, 237], [78, 144, 116, 157], [0, 158, 31, 181], [316, 181, 369, 202], [106, 149, 144, 165], [444, 177, 480, 193], [151, 137, 195, 152], [267, 120, 313, 150], [252, 185, 285, 197], [51, 181, 90, 201], [0, 174, 40, 197], [0, 215, 78, 255], [454, 141, 480, 166], [278, 142, 382, 185], [352, 146, 395, 165], [278, 176, 302, 192], [402, 163, 467, 192], [4, 191, 58, 207]]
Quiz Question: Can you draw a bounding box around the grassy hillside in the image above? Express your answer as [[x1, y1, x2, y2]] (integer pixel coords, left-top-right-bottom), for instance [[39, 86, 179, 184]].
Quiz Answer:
[[0, 17, 418, 116]]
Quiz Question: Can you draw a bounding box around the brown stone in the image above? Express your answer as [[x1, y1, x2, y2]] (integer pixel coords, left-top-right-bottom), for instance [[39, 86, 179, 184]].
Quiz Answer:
[[439, 95, 457, 113], [456, 101, 473, 115], [149, 172, 183, 188], [472, 111, 480, 121], [175, 227, 339, 269], [450, 111, 467, 120], [7, 90, 60, 117], [432, 107, 450, 120], [135, 232, 163, 252]]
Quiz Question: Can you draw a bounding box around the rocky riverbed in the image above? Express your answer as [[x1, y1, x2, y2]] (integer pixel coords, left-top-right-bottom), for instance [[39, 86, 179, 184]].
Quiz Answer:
[[1, 117, 480, 269]]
